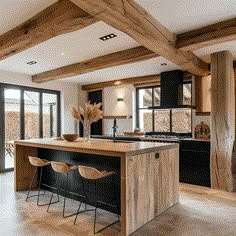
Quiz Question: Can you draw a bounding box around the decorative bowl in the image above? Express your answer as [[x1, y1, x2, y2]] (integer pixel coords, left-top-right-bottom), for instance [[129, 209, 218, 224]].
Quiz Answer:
[[62, 134, 79, 142]]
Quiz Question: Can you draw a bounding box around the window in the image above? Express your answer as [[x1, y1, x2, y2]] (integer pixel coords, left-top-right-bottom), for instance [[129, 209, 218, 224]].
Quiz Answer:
[[136, 83, 192, 133], [0, 83, 61, 172]]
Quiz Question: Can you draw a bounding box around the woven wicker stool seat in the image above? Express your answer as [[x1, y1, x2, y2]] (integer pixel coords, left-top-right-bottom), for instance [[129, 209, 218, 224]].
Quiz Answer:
[[26, 156, 54, 206], [78, 165, 115, 180], [51, 161, 77, 173], [47, 161, 78, 218], [28, 156, 50, 167], [75, 165, 120, 234]]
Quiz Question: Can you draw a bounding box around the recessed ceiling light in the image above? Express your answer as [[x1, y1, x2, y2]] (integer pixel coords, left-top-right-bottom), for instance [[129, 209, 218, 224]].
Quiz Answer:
[[99, 33, 117, 41], [61, 52, 65, 56], [161, 62, 167, 66], [26, 61, 37, 65]]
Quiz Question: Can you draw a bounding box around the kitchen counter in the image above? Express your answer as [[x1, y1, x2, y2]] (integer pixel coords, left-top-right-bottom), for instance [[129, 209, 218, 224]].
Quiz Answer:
[[91, 134, 180, 142], [92, 135, 211, 143], [180, 138, 210, 142], [14, 138, 179, 236], [14, 138, 177, 157]]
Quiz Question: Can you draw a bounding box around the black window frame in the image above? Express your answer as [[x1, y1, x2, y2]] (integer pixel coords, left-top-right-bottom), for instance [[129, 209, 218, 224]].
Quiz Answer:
[[0, 82, 61, 173], [136, 82, 192, 134]]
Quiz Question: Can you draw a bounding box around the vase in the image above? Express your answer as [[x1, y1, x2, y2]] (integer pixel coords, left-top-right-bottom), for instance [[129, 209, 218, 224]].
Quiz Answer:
[[83, 121, 91, 142]]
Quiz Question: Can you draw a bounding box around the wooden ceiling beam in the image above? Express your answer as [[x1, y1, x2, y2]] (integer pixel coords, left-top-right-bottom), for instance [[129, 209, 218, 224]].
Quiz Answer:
[[70, 0, 210, 76], [82, 71, 192, 91], [0, 0, 98, 60], [176, 18, 236, 51], [32, 46, 158, 83], [82, 74, 160, 91]]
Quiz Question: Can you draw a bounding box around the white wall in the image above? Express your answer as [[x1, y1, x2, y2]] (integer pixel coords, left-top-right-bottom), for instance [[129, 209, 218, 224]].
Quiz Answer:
[[0, 70, 79, 134], [191, 76, 211, 136], [101, 80, 211, 137], [103, 85, 134, 135]]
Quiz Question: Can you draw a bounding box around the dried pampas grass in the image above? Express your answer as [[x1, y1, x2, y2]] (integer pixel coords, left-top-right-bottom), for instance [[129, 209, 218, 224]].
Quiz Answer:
[[70, 102, 103, 125]]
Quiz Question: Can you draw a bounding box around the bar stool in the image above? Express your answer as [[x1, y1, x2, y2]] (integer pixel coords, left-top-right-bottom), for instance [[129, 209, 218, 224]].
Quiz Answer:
[[47, 161, 79, 218], [74, 165, 120, 234], [26, 156, 57, 206]]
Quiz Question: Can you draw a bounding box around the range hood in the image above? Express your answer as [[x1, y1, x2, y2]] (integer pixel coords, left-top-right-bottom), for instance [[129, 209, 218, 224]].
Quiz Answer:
[[149, 70, 193, 109]]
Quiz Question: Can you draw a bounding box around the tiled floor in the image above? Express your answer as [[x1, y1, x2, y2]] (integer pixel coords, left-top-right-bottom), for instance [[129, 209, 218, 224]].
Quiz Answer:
[[0, 172, 236, 236]]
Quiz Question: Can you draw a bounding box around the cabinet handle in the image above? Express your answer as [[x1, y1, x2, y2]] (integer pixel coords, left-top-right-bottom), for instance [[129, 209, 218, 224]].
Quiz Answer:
[[155, 153, 160, 159]]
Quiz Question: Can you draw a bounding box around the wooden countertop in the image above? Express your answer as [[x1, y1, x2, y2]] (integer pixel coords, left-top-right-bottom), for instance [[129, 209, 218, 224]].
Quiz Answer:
[[14, 138, 178, 158]]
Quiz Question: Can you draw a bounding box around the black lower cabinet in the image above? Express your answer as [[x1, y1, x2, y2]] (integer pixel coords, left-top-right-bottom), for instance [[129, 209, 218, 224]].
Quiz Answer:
[[180, 140, 211, 187]]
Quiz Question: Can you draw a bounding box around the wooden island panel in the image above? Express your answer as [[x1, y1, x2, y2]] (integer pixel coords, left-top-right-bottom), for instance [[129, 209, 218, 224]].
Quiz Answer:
[[125, 147, 179, 235], [14, 145, 38, 191]]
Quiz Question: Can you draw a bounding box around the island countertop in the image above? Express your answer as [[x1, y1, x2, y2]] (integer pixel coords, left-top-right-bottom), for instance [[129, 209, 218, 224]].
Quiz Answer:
[[14, 138, 178, 158]]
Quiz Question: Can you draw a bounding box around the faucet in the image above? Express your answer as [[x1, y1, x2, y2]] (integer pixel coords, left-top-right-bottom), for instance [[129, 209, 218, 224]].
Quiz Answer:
[[112, 118, 118, 142]]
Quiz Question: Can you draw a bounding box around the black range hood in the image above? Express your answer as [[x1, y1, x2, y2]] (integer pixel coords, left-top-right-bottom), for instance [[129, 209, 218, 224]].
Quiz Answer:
[[149, 70, 193, 109]]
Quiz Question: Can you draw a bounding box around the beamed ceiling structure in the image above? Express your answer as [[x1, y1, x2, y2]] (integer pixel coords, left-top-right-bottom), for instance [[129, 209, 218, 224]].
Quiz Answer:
[[0, 0, 235, 85]]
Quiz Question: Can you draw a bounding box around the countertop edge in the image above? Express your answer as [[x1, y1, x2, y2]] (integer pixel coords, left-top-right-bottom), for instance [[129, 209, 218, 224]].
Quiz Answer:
[[14, 139, 179, 158]]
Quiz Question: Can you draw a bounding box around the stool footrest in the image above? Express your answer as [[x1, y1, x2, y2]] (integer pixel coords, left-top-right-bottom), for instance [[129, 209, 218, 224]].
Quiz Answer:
[[94, 219, 120, 234], [97, 200, 118, 209], [26, 192, 46, 200]]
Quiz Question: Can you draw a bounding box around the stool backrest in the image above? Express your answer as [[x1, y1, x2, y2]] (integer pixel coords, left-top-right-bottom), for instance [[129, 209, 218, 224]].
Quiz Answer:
[[28, 156, 49, 167], [78, 165, 106, 180], [51, 161, 70, 173]]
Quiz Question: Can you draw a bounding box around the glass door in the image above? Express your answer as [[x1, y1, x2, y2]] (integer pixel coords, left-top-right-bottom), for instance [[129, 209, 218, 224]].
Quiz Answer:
[[0, 83, 61, 173], [24, 91, 40, 139], [3, 88, 21, 171], [42, 93, 58, 138]]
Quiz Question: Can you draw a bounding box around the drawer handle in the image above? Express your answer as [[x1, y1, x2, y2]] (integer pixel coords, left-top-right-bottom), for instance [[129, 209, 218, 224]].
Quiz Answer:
[[155, 153, 160, 159]]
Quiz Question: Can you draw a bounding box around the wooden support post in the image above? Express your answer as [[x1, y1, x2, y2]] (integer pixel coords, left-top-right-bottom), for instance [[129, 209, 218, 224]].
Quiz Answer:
[[210, 51, 235, 191]]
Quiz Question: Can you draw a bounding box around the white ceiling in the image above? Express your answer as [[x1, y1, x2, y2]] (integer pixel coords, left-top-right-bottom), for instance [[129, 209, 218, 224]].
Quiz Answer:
[[194, 41, 236, 63], [0, 21, 140, 75], [0, 0, 235, 85], [135, 0, 236, 33]]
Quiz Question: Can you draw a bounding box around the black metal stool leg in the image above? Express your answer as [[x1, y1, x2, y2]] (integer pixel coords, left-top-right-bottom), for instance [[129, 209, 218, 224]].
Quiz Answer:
[[26, 167, 38, 201], [26, 167, 47, 204], [47, 172, 60, 212], [58, 172, 78, 218], [36, 167, 50, 206], [74, 177, 95, 225], [94, 180, 98, 234], [93, 176, 120, 234], [37, 167, 43, 205], [62, 172, 78, 218]]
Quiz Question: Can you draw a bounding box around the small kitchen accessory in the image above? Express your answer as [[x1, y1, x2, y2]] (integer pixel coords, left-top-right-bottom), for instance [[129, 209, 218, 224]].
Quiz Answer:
[[194, 122, 210, 140]]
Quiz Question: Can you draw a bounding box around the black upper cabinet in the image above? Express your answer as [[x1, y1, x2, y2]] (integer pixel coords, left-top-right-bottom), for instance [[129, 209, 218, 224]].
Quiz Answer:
[[79, 90, 103, 137], [89, 90, 103, 135]]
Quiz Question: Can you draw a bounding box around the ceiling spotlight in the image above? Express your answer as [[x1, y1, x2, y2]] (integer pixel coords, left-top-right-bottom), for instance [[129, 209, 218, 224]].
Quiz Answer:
[[161, 62, 167, 66], [117, 97, 123, 102], [99, 33, 117, 41], [26, 61, 37, 65]]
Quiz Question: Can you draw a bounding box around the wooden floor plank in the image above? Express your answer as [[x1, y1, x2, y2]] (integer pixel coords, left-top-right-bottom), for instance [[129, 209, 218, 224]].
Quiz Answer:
[[1, 172, 236, 236]]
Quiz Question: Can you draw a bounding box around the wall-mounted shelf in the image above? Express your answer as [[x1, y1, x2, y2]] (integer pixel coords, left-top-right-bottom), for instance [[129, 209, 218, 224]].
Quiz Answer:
[[103, 115, 132, 119]]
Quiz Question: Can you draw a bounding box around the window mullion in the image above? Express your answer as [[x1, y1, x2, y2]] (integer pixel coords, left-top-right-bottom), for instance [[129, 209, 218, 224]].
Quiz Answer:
[[39, 93, 43, 138], [152, 87, 154, 132], [20, 90, 25, 140]]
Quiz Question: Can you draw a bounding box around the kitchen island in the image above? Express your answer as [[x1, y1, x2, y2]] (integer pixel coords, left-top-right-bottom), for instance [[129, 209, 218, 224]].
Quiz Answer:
[[14, 138, 179, 235]]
